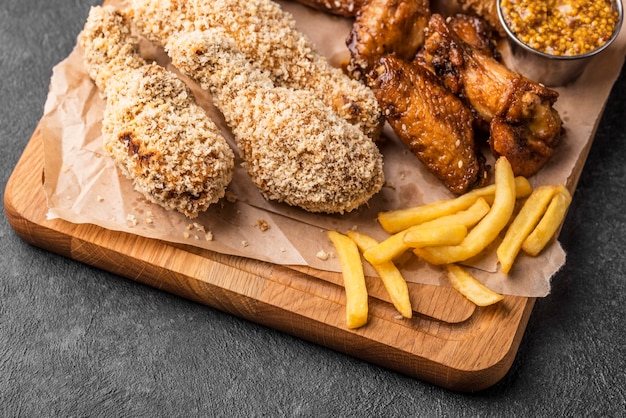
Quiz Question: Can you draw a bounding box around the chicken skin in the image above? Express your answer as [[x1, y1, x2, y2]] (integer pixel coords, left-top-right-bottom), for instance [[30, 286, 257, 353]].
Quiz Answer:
[[347, 0, 430, 80], [368, 56, 487, 193], [423, 14, 562, 177]]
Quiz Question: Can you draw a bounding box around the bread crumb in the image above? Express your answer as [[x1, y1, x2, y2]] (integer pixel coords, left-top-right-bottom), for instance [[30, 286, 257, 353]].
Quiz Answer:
[[241, 240, 249, 247], [256, 219, 270, 232], [126, 214, 138, 227], [97, 195, 105, 202], [316, 249, 330, 261], [225, 190, 238, 203]]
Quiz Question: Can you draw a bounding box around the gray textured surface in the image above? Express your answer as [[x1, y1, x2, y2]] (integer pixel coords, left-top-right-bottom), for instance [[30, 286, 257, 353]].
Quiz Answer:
[[1, 1, 626, 416]]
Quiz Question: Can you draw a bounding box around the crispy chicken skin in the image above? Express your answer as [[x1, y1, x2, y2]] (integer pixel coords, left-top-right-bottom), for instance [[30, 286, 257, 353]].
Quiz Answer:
[[423, 14, 562, 177], [128, 0, 384, 139], [347, 0, 430, 80], [368, 56, 487, 193], [447, 13, 500, 59], [79, 6, 234, 218], [291, 0, 364, 16], [167, 29, 384, 214]]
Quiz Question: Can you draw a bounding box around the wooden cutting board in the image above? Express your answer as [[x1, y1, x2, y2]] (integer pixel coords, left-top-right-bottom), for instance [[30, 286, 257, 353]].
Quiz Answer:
[[5, 124, 537, 392]]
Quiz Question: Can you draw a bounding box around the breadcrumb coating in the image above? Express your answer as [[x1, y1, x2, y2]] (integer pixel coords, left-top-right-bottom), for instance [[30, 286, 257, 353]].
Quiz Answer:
[[79, 6, 234, 218], [127, 0, 384, 139], [167, 30, 384, 213]]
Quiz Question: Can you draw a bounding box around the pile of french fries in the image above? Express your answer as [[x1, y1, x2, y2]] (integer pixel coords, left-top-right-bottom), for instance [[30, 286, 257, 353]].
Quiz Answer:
[[327, 157, 572, 329]]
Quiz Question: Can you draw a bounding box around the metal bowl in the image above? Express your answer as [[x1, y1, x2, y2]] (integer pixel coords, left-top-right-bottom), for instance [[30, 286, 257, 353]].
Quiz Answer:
[[497, 0, 623, 86]]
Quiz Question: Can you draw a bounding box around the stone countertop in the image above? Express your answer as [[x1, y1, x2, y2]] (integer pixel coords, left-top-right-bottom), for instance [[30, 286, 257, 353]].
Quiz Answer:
[[2, 1, 625, 416]]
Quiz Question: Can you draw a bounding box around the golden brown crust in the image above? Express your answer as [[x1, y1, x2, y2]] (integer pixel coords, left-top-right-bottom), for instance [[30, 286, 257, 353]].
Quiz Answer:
[[167, 30, 385, 214], [128, 0, 384, 139], [346, 0, 430, 80], [368, 56, 487, 194], [79, 6, 234, 218], [423, 13, 563, 177]]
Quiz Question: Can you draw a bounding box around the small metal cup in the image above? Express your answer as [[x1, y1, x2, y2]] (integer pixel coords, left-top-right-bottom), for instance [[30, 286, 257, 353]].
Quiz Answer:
[[497, 0, 623, 86]]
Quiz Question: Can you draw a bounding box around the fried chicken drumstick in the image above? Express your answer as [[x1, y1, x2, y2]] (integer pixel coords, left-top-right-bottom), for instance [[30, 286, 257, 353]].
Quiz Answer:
[[368, 56, 487, 193], [167, 29, 385, 214], [423, 14, 563, 177], [128, 0, 384, 139], [79, 6, 234, 218]]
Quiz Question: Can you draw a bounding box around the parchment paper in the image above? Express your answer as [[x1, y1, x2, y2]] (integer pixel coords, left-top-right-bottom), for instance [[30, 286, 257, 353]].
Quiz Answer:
[[41, 0, 626, 297]]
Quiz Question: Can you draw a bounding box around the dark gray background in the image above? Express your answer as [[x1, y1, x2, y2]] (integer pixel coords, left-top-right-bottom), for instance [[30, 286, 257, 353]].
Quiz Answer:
[[2, 1, 625, 416]]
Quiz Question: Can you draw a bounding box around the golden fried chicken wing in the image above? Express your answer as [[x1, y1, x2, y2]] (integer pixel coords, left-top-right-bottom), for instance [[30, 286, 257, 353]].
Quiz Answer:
[[455, 0, 506, 36], [346, 0, 430, 80], [423, 14, 562, 177], [79, 6, 234, 218], [447, 13, 500, 58], [167, 29, 384, 214], [368, 56, 487, 193]]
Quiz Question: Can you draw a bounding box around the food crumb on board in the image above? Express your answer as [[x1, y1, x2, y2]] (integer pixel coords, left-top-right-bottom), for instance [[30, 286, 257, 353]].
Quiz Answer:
[[316, 249, 331, 261], [126, 214, 138, 227], [97, 195, 104, 202], [256, 219, 270, 231], [241, 240, 249, 247]]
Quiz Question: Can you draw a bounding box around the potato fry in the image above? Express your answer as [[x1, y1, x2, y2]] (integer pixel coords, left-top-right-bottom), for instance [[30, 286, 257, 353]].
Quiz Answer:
[[497, 186, 557, 273], [378, 176, 532, 233], [402, 224, 467, 248], [346, 231, 412, 319], [364, 223, 467, 265], [327, 231, 369, 329], [414, 157, 517, 265], [445, 264, 504, 306], [522, 184, 572, 256]]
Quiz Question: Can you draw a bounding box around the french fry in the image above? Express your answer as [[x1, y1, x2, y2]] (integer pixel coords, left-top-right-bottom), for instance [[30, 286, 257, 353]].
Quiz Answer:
[[497, 185, 557, 273], [364, 223, 467, 266], [445, 264, 504, 306], [522, 184, 572, 256], [405, 197, 491, 236], [327, 231, 369, 329], [402, 224, 467, 248], [414, 157, 517, 265], [377, 176, 532, 233], [346, 231, 412, 319]]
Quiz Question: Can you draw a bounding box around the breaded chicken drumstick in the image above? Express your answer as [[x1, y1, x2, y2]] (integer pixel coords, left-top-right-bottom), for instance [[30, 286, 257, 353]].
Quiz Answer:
[[127, 0, 384, 139], [79, 6, 234, 218], [167, 29, 385, 214]]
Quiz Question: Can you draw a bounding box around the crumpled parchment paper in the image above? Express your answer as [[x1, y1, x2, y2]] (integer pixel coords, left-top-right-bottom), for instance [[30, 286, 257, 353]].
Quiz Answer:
[[41, 0, 626, 297]]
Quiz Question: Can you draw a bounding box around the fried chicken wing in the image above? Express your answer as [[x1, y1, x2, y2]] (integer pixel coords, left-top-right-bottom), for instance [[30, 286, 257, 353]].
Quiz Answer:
[[291, 0, 364, 16], [423, 14, 562, 177], [167, 29, 384, 214], [368, 56, 487, 193], [128, 0, 384, 139], [447, 13, 500, 59], [79, 6, 234, 218], [346, 0, 430, 80]]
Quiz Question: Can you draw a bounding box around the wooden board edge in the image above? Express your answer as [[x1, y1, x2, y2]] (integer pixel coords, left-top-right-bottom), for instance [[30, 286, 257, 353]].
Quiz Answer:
[[3, 126, 533, 392]]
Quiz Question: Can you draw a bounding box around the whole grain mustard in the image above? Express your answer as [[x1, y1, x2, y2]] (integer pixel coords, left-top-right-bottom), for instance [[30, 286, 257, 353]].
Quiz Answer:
[[500, 0, 620, 56]]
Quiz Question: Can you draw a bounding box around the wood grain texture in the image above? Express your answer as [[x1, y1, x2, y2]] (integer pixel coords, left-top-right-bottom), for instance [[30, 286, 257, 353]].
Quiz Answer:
[[4, 125, 536, 392]]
